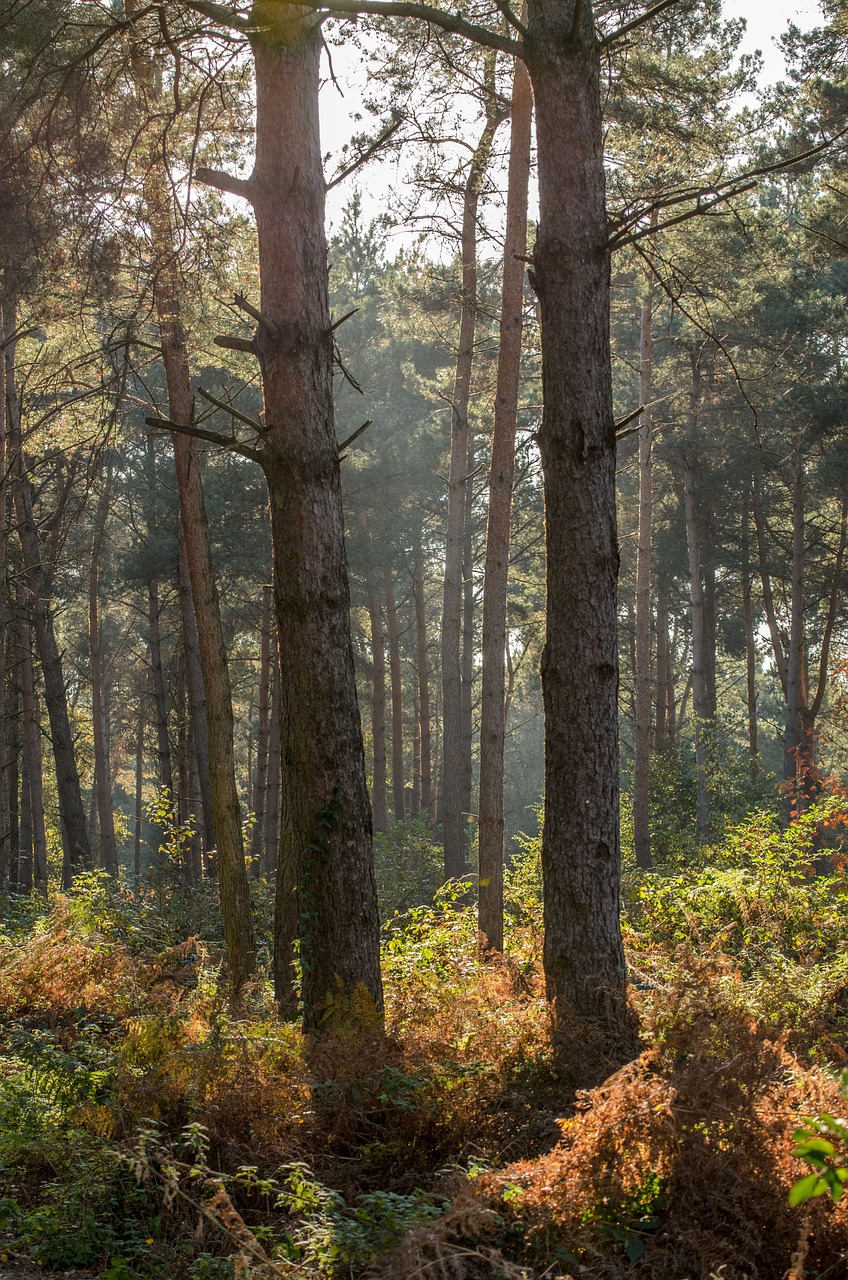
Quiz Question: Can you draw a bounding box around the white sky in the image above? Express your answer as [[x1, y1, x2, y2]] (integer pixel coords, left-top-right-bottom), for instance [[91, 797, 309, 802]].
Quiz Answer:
[[319, 0, 824, 236]]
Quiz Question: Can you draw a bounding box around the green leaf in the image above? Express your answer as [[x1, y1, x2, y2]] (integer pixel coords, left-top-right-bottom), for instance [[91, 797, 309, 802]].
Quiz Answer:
[[788, 1173, 829, 1206], [625, 1234, 646, 1261]]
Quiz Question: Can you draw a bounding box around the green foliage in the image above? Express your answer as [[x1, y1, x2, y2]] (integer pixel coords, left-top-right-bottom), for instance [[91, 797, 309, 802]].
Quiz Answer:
[[373, 818, 446, 921], [790, 1107, 848, 1207], [275, 1162, 443, 1272], [628, 799, 848, 1053]]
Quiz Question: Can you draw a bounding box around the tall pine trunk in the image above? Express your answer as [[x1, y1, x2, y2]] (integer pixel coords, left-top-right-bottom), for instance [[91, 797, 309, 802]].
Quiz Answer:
[[412, 544, 432, 820], [250, 584, 273, 865], [366, 570, 389, 833], [632, 284, 654, 870], [128, 11, 256, 987], [89, 464, 118, 876], [478, 47, 532, 952], [526, 3, 633, 1053], [244, 6, 382, 1027], [441, 68, 500, 880], [384, 569, 406, 822], [6, 324, 91, 884]]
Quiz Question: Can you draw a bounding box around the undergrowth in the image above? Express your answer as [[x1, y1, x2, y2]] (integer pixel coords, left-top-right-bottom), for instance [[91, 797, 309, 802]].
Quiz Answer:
[[1, 803, 848, 1275]]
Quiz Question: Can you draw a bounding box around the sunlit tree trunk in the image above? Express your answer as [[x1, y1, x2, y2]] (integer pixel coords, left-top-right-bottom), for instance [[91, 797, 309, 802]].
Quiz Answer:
[[441, 64, 500, 880], [250, 584, 273, 868], [632, 284, 654, 870], [526, 1, 633, 1051], [682, 352, 711, 844], [478, 46, 532, 951], [129, 13, 256, 988]]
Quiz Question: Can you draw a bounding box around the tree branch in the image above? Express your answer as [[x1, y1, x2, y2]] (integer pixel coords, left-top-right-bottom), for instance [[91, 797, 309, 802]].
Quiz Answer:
[[195, 166, 254, 200], [233, 293, 279, 335], [327, 119, 404, 191], [215, 335, 257, 353], [196, 387, 265, 434], [610, 125, 848, 249], [318, 0, 522, 55], [146, 415, 262, 463], [182, 0, 250, 31], [601, 0, 682, 48], [338, 419, 373, 452]]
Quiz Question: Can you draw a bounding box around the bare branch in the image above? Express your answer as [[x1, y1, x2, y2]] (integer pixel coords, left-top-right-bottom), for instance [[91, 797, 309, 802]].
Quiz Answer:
[[601, 0, 682, 48], [337, 419, 373, 452], [196, 387, 265, 434], [182, 0, 250, 31], [146, 415, 262, 463], [195, 166, 254, 200], [215, 335, 257, 353], [233, 293, 279, 335], [615, 405, 644, 434], [327, 118, 404, 190]]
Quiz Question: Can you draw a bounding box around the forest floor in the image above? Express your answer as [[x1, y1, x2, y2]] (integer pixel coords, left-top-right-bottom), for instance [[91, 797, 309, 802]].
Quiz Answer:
[[2, 806, 848, 1277]]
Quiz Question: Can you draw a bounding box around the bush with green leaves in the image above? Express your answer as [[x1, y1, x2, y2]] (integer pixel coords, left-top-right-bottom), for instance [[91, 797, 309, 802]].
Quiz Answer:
[[628, 799, 848, 1053]]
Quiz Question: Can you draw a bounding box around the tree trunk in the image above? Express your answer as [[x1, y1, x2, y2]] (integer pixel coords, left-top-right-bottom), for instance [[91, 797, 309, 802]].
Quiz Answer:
[[632, 285, 654, 870], [6, 326, 91, 884], [682, 353, 711, 844], [441, 66, 500, 880], [134, 712, 144, 877], [478, 46, 532, 952], [248, 12, 382, 1028], [179, 536, 215, 850], [384, 568, 406, 822], [411, 663, 421, 818], [6, 664, 19, 893], [0, 305, 9, 897], [740, 486, 759, 778], [366, 570, 389, 832], [147, 575, 173, 799], [89, 465, 118, 876], [265, 649, 281, 879], [654, 581, 670, 751], [460, 463, 475, 839], [250, 584, 273, 866], [412, 545, 432, 820], [129, 34, 256, 986], [784, 437, 808, 813], [18, 610, 47, 894], [526, 7, 632, 1053]]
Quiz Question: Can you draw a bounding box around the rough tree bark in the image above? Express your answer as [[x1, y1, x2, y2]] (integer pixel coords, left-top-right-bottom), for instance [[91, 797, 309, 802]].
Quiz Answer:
[[478, 44, 533, 952], [18, 609, 47, 894], [166, 0, 387, 1022], [526, 0, 633, 1052]]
